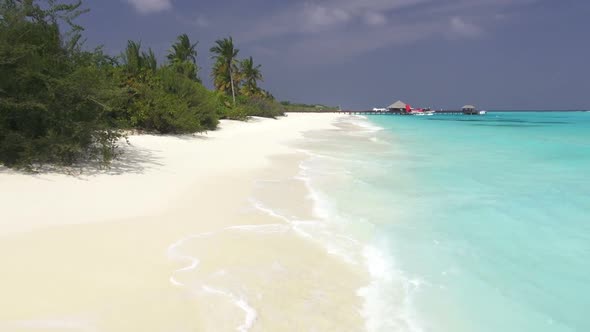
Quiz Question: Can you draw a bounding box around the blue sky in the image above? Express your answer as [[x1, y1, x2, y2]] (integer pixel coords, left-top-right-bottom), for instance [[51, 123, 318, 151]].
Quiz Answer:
[[77, 0, 589, 110]]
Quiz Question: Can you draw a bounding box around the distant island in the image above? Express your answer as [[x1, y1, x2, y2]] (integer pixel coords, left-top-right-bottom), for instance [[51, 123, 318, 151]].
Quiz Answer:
[[280, 101, 339, 112]]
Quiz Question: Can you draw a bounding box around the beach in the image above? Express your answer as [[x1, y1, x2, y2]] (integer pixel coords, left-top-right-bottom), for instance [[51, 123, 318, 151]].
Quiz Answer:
[[3, 1, 587, 330], [2, 111, 589, 332], [0, 113, 368, 332]]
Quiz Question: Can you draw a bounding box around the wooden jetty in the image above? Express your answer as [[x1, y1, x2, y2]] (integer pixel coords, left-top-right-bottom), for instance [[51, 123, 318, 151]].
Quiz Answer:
[[289, 109, 467, 115], [340, 110, 465, 115]]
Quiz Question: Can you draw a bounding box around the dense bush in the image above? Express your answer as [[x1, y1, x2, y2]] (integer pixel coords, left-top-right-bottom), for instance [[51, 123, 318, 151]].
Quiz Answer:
[[0, 1, 122, 167], [0, 1, 223, 168], [117, 65, 219, 134], [158, 65, 219, 132], [114, 40, 221, 134], [0, 0, 316, 169], [235, 96, 284, 119], [280, 101, 338, 112]]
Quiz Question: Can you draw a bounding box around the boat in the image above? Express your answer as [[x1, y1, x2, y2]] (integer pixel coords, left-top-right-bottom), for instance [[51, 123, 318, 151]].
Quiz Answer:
[[412, 108, 435, 116]]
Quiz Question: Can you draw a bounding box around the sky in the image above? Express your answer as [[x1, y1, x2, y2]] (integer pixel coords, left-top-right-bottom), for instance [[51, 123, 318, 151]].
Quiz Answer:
[[76, 0, 589, 110]]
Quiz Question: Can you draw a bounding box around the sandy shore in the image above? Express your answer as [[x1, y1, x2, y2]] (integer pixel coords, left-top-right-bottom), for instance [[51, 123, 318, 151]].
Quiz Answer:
[[0, 113, 368, 331]]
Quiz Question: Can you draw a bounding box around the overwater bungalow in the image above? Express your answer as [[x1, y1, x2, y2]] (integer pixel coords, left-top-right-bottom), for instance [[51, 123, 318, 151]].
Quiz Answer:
[[462, 105, 486, 115], [387, 100, 407, 112]]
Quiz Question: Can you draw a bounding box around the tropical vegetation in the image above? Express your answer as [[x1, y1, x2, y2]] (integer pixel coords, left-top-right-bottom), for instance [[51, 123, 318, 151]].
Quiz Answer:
[[239, 57, 263, 97], [210, 37, 240, 105], [0, 0, 287, 169], [280, 101, 339, 112]]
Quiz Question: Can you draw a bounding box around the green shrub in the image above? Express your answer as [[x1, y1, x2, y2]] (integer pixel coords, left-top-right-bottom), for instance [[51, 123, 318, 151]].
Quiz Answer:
[[116, 64, 219, 134], [0, 3, 122, 168], [236, 96, 284, 118], [0, 0, 301, 169], [158, 66, 219, 132], [225, 105, 249, 120]]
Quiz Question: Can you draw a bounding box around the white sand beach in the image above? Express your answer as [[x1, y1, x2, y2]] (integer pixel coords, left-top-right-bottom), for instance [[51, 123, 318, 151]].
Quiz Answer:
[[0, 113, 368, 332]]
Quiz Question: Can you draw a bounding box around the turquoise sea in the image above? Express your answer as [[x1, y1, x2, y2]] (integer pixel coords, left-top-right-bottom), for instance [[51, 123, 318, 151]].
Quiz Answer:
[[299, 112, 590, 332]]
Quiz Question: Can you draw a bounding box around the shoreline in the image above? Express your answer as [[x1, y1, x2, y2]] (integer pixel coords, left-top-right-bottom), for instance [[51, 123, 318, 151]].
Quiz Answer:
[[0, 113, 369, 331]]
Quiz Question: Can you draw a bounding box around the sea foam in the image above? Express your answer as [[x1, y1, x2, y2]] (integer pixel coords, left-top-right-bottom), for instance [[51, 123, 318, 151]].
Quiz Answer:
[[296, 114, 425, 332]]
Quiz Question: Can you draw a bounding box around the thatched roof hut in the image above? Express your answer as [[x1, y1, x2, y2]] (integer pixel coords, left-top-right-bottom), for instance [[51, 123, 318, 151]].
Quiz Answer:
[[388, 100, 407, 110], [462, 105, 478, 114]]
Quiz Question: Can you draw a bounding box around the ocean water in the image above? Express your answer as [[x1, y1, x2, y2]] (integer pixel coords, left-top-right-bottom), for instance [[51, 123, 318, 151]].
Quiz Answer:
[[297, 112, 590, 332]]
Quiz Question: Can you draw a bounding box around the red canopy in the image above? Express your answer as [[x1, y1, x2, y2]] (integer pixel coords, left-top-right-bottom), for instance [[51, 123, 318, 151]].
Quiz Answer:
[[405, 104, 412, 112]]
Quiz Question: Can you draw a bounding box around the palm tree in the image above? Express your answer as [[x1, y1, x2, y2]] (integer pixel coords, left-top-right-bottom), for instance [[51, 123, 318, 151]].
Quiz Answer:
[[142, 48, 157, 72], [122, 40, 143, 74], [210, 37, 239, 105], [167, 33, 198, 64], [240, 56, 263, 97], [121, 41, 157, 73], [167, 34, 199, 81]]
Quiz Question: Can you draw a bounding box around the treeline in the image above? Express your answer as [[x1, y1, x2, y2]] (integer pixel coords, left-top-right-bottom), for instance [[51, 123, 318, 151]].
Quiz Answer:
[[280, 101, 338, 112], [0, 0, 283, 168]]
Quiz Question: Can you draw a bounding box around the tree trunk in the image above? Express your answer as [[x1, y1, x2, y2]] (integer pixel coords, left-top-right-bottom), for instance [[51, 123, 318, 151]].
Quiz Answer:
[[229, 65, 236, 106]]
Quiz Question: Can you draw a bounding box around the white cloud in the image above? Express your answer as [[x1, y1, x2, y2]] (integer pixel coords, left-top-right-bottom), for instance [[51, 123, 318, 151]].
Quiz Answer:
[[364, 11, 387, 26], [283, 21, 441, 65], [234, 0, 537, 64], [449, 17, 482, 38], [124, 0, 172, 14], [175, 14, 211, 28], [302, 4, 351, 31]]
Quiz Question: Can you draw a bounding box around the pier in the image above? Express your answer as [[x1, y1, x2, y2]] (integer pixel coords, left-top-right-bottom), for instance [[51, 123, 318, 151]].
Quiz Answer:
[[290, 110, 467, 115], [341, 110, 465, 115]]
